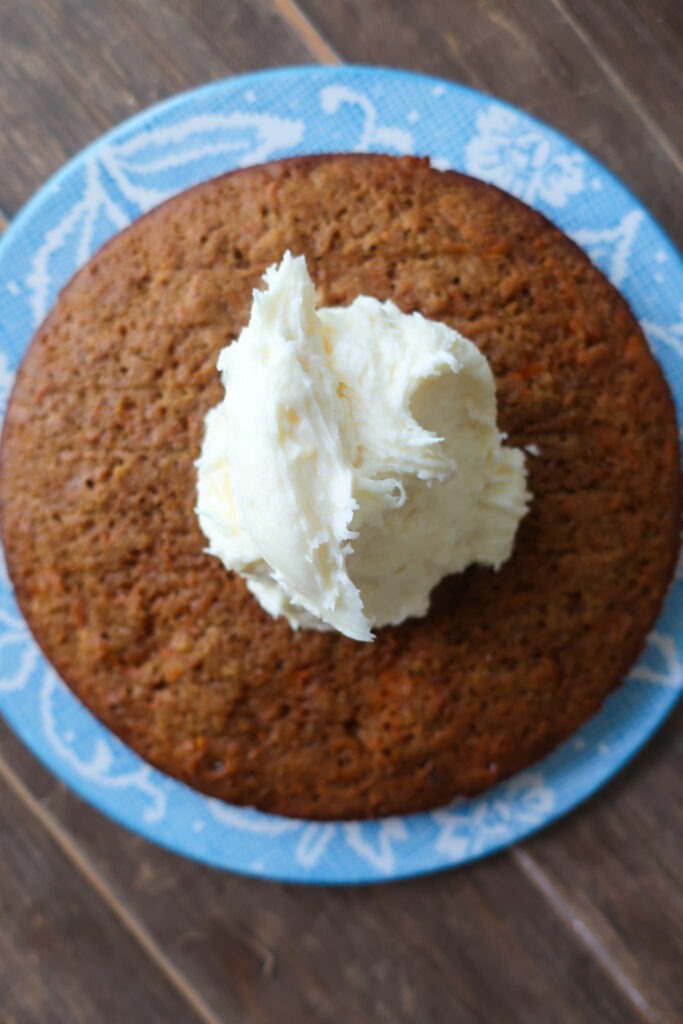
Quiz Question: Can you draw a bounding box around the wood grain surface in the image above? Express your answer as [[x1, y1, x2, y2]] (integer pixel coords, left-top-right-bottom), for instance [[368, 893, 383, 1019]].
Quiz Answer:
[[0, 754, 200, 1024], [0, 1, 681, 1022]]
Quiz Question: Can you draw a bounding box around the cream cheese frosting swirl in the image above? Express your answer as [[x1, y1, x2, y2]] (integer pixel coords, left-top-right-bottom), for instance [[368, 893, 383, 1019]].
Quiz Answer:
[[196, 252, 528, 641]]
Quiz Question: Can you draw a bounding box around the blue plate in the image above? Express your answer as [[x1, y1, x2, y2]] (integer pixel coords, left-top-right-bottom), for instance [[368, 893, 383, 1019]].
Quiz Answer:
[[1, 66, 681, 884]]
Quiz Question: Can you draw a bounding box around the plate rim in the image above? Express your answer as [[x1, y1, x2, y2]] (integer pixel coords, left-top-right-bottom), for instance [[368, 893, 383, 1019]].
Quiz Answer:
[[0, 63, 681, 884]]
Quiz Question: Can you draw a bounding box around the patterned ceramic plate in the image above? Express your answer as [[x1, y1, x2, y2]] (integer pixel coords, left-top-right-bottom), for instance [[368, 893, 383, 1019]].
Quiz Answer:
[[1, 66, 682, 884]]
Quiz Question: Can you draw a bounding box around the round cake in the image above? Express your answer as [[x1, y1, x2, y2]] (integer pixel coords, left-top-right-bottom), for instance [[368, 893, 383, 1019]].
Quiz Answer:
[[1, 154, 680, 819]]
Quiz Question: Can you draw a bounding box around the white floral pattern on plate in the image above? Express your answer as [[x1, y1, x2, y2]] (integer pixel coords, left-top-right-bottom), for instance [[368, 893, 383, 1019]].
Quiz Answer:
[[628, 633, 683, 689], [0, 612, 38, 694], [433, 774, 554, 858], [26, 111, 305, 327], [41, 669, 167, 823], [0, 351, 16, 420], [464, 104, 585, 207], [0, 67, 681, 883], [320, 85, 414, 153], [571, 209, 643, 287], [643, 302, 683, 361]]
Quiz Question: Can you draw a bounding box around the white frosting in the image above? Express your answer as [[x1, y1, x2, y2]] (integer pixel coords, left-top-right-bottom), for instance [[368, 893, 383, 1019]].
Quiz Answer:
[[195, 252, 528, 642]]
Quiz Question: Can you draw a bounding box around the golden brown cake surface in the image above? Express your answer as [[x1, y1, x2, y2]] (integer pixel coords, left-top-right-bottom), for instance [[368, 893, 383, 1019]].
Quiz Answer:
[[1, 154, 680, 819]]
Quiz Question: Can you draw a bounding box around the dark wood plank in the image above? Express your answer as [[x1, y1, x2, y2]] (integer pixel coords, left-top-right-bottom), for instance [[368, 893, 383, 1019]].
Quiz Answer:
[[559, 0, 683, 152], [296, 0, 683, 249], [518, 703, 683, 1023], [0, 722, 652, 1024], [0, 766, 204, 1024], [0, 0, 315, 217]]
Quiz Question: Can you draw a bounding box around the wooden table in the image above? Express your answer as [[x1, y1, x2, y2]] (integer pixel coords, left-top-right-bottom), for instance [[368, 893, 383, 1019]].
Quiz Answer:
[[0, 2, 681, 1022]]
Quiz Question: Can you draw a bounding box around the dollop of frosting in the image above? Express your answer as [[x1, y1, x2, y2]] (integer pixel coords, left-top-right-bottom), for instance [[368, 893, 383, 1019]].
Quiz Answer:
[[195, 252, 528, 641]]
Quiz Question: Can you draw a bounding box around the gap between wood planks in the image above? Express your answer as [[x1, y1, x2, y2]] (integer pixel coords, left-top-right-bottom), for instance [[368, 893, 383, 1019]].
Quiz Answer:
[[512, 849, 668, 1024], [0, 750, 221, 1024], [549, 0, 683, 177], [269, 0, 342, 64]]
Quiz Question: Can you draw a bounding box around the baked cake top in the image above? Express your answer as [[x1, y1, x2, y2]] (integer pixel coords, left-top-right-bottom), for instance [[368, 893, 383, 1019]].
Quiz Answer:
[[1, 154, 679, 819]]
